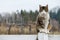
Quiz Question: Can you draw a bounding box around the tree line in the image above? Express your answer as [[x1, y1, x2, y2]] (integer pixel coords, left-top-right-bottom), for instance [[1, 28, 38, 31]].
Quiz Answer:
[[50, 8, 60, 24], [0, 8, 60, 26], [0, 10, 39, 25]]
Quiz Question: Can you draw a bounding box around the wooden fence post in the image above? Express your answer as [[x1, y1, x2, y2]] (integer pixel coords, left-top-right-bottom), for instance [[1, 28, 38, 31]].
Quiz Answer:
[[38, 32, 48, 40]]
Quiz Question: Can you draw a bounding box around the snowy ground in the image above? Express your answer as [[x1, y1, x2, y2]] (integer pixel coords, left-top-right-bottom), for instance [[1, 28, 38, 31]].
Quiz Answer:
[[0, 34, 60, 40], [0, 35, 37, 40], [48, 35, 60, 40]]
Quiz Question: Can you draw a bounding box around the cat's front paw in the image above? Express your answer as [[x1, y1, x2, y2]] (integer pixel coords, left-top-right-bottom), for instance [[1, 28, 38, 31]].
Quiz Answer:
[[45, 29, 49, 33]]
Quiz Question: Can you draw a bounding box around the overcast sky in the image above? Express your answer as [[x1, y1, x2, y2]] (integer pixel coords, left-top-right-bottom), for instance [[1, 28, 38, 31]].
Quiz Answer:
[[0, 0, 60, 13]]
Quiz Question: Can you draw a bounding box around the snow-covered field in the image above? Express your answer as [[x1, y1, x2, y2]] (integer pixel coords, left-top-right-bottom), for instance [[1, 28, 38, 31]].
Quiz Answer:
[[48, 35, 60, 40], [0, 35, 37, 40], [0, 34, 60, 40]]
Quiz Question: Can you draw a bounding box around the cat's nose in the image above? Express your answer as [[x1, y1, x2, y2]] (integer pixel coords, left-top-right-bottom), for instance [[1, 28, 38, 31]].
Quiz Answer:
[[42, 13, 45, 16]]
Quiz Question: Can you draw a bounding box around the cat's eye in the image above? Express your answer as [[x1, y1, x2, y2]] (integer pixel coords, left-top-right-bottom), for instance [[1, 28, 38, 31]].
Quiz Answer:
[[45, 7, 48, 12], [42, 7, 45, 9]]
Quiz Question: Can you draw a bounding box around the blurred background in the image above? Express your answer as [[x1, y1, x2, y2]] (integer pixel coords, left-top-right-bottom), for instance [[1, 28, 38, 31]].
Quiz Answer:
[[0, 0, 60, 34]]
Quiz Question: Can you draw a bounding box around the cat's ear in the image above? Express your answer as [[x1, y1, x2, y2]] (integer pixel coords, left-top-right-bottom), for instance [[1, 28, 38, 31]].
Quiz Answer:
[[39, 5, 41, 12], [45, 5, 48, 12], [46, 5, 48, 7], [39, 5, 41, 7], [39, 5, 42, 12]]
